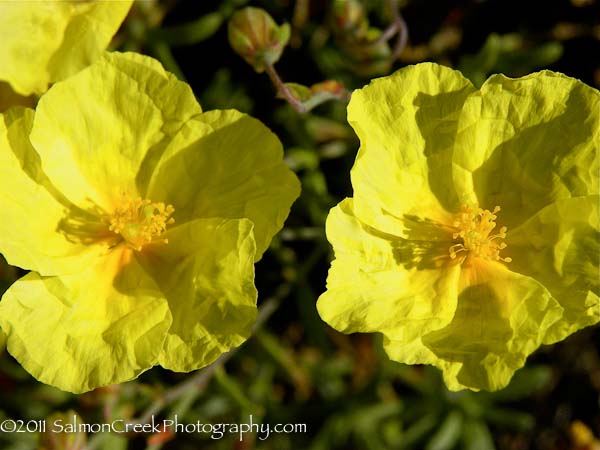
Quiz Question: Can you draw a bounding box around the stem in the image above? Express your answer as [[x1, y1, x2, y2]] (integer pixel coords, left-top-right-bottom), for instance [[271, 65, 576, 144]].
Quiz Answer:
[[388, 0, 409, 59], [373, 22, 399, 45], [370, 0, 409, 59], [264, 63, 308, 113]]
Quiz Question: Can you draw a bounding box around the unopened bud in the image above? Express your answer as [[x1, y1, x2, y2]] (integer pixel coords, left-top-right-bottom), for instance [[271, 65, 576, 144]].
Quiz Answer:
[[228, 7, 290, 72], [331, 0, 367, 36], [310, 80, 346, 97]]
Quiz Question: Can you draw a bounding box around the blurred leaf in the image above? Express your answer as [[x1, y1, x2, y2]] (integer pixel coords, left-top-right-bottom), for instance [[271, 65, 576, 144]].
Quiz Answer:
[[296, 280, 330, 349], [99, 433, 128, 450], [351, 402, 404, 450], [459, 33, 563, 86], [303, 171, 329, 197], [400, 413, 439, 448], [39, 411, 86, 450], [426, 411, 463, 450], [286, 148, 320, 171], [305, 116, 352, 142], [487, 365, 552, 403], [255, 330, 312, 398], [200, 68, 253, 113], [214, 366, 264, 415], [149, 41, 186, 81], [150, 12, 223, 46], [484, 407, 534, 431], [461, 420, 495, 450]]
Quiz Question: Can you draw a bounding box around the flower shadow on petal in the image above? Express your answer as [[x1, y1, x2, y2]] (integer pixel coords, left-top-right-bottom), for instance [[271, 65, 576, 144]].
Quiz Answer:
[[57, 202, 114, 246], [363, 212, 455, 270], [413, 89, 472, 212], [421, 283, 514, 391], [135, 132, 188, 197], [4, 110, 116, 247], [471, 84, 597, 230]]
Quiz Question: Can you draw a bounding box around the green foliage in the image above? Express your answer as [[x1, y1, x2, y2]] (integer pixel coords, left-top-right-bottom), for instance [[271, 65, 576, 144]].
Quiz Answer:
[[458, 33, 563, 87]]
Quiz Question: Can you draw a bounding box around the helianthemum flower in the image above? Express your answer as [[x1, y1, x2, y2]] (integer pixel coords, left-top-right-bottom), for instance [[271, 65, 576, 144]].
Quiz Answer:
[[0, 52, 300, 393], [317, 63, 599, 391], [0, 0, 133, 97]]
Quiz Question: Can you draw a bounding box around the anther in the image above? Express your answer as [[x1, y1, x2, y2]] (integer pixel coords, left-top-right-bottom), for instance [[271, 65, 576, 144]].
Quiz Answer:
[[108, 194, 175, 251], [448, 203, 511, 263]]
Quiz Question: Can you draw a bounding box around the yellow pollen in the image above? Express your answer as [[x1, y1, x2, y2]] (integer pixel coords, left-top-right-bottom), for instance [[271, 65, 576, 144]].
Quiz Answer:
[[108, 195, 175, 251], [449, 204, 512, 263]]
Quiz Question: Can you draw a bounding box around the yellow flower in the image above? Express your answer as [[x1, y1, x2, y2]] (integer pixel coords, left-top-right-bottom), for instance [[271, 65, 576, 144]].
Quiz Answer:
[[0, 52, 300, 393], [317, 63, 599, 391], [0, 1, 133, 96]]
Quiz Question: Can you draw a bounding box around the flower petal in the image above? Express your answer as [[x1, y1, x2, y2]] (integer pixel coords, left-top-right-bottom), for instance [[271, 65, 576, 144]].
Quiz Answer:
[[507, 195, 600, 344], [420, 263, 563, 391], [139, 218, 257, 372], [317, 198, 461, 342], [453, 71, 599, 229], [0, 247, 171, 393], [0, 1, 132, 95], [146, 109, 300, 259], [45, 2, 133, 85], [0, 108, 110, 275], [348, 63, 476, 235], [30, 52, 201, 211]]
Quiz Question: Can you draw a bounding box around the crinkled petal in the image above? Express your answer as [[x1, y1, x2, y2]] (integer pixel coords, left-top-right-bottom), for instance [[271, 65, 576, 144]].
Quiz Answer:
[[0, 247, 171, 393], [507, 195, 600, 344], [453, 71, 600, 229], [0, 108, 110, 275], [0, 1, 132, 95], [139, 218, 257, 372], [324, 63, 599, 394], [30, 52, 201, 212], [46, 1, 133, 84], [0, 2, 72, 95], [146, 109, 300, 260], [317, 198, 461, 342], [348, 63, 476, 235], [419, 263, 563, 391]]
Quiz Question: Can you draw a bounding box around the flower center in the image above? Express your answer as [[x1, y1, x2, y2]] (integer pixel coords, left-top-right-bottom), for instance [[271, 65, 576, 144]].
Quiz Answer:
[[108, 195, 175, 251], [448, 204, 511, 263]]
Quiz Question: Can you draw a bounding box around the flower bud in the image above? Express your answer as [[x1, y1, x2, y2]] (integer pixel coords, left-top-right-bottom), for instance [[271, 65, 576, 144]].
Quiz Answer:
[[331, 0, 367, 37], [228, 7, 290, 72]]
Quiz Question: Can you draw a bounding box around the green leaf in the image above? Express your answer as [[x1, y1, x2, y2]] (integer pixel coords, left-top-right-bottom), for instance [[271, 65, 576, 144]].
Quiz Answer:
[[426, 411, 464, 450], [488, 366, 552, 402], [150, 12, 224, 46], [462, 420, 495, 450]]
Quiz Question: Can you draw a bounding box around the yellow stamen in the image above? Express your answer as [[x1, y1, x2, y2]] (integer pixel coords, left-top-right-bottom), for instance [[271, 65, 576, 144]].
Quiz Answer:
[[449, 203, 511, 263], [108, 195, 175, 251]]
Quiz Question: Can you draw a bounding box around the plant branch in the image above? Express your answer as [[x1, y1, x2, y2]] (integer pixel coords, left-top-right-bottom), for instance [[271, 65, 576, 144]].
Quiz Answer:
[[373, 22, 400, 45], [264, 63, 308, 113], [389, 0, 409, 59], [371, 0, 409, 59]]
